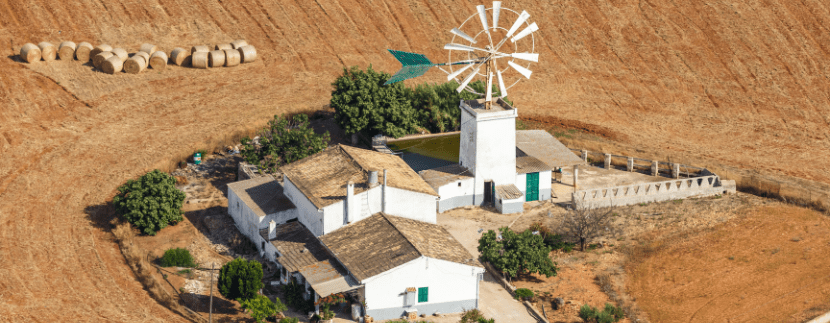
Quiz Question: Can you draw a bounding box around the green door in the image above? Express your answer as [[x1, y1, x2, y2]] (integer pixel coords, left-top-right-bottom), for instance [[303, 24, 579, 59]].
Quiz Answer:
[[526, 172, 539, 201]]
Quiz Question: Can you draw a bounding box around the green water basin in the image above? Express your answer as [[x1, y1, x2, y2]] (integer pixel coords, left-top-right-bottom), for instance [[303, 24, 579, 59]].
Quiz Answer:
[[387, 133, 460, 163]]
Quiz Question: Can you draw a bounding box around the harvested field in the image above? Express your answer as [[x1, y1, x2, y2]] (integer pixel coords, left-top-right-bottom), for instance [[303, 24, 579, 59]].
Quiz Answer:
[[1, 0, 829, 321]]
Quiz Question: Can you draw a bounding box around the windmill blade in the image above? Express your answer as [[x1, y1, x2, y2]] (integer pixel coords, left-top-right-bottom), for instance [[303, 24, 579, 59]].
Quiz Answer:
[[510, 52, 539, 62], [444, 43, 476, 52], [477, 5, 490, 33], [385, 65, 432, 85], [457, 65, 482, 93], [492, 1, 502, 30], [506, 11, 530, 39], [496, 67, 508, 98], [451, 28, 477, 44], [387, 49, 433, 66], [508, 61, 533, 79], [447, 63, 475, 81], [511, 22, 539, 43]]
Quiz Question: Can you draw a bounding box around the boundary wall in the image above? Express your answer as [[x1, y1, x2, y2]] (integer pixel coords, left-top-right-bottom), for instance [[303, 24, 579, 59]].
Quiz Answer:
[[573, 175, 736, 208]]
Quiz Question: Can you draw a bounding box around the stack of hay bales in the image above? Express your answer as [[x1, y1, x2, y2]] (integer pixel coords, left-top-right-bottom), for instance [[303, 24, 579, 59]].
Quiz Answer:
[[93, 51, 114, 69], [169, 48, 190, 66], [58, 42, 76, 60], [126, 51, 150, 74]]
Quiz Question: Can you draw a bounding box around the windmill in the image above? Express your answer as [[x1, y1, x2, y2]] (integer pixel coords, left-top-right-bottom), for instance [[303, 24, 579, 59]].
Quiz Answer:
[[384, 1, 539, 110]]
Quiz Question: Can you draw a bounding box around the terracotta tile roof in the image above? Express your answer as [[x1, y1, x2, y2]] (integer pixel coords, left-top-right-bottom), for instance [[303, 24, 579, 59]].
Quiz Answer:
[[418, 164, 473, 189], [515, 155, 552, 174], [280, 145, 437, 208], [516, 130, 585, 168], [259, 222, 337, 273], [298, 260, 360, 297], [495, 184, 523, 200], [320, 213, 481, 282], [228, 176, 295, 216]]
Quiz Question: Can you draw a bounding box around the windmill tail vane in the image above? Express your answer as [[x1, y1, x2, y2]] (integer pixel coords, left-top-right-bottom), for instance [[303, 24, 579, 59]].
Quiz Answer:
[[383, 49, 474, 85]]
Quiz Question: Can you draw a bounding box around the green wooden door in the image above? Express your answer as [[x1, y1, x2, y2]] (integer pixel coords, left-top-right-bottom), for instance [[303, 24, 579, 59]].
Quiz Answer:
[[526, 172, 539, 201]]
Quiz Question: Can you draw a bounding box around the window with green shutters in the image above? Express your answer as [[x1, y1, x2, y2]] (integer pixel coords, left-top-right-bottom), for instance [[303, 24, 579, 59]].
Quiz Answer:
[[418, 287, 428, 303]]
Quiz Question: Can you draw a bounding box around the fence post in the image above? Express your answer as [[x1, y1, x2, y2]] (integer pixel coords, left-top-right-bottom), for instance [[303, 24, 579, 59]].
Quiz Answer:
[[672, 163, 680, 179], [651, 160, 659, 176], [581, 150, 588, 162], [627, 157, 634, 172], [604, 153, 611, 169]]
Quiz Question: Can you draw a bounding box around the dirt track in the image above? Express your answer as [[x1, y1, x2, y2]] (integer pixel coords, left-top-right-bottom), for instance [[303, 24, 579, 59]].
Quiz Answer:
[[1, 0, 830, 321]]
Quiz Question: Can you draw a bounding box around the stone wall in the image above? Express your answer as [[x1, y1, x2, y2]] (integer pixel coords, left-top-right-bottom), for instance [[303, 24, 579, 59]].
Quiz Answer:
[[573, 175, 737, 208]]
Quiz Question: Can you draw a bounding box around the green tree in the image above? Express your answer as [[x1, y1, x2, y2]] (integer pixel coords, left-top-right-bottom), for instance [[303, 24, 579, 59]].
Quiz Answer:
[[159, 248, 196, 267], [331, 65, 420, 138], [113, 170, 186, 235], [478, 227, 558, 279], [241, 294, 287, 323], [218, 258, 264, 301], [240, 113, 330, 173]]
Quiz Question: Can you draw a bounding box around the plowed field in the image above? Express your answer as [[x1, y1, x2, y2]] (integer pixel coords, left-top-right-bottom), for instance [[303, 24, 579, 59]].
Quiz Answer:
[[1, 0, 829, 321]]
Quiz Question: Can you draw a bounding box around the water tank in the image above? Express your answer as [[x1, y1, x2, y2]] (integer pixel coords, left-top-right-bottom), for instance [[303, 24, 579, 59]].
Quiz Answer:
[[368, 171, 379, 187]]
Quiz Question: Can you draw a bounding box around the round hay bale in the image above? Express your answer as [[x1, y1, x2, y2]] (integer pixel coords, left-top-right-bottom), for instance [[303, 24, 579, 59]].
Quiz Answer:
[[149, 51, 168, 70], [139, 43, 158, 55], [20, 43, 41, 63], [208, 50, 225, 68], [169, 47, 190, 66], [102, 55, 124, 74], [75, 42, 93, 61], [191, 52, 209, 69], [124, 56, 146, 74], [215, 43, 232, 51], [58, 41, 77, 60], [191, 45, 210, 53], [237, 45, 257, 63], [230, 40, 248, 49], [93, 52, 114, 69], [134, 51, 150, 64], [90, 44, 113, 61], [111, 48, 128, 62], [223, 49, 240, 67], [38, 42, 57, 62]]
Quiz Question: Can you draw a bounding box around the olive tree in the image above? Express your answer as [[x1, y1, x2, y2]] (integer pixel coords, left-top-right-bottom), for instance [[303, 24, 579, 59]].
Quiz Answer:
[[478, 227, 558, 280], [562, 204, 616, 251], [113, 170, 186, 235]]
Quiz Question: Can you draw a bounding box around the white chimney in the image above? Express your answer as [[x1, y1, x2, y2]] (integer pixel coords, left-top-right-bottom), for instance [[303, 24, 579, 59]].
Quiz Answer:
[[346, 181, 355, 223], [268, 220, 277, 240], [368, 171, 379, 188], [382, 169, 388, 213]]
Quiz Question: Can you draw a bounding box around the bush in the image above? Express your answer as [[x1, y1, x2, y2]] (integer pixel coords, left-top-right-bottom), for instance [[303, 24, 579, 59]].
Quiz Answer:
[[159, 248, 196, 267], [279, 318, 299, 323], [218, 258, 263, 301], [240, 113, 329, 173], [478, 227, 558, 279], [282, 279, 314, 313], [113, 170, 186, 235], [514, 288, 534, 301], [578, 303, 624, 323], [477, 318, 495, 323], [460, 308, 485, 323], [240, 294, 287, 323], [529, 222, 576, 251]]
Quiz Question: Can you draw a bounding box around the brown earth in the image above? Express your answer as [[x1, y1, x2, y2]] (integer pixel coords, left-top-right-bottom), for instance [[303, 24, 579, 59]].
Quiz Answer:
[[1, 0, 830, 321], [627, 204, 830, 323]]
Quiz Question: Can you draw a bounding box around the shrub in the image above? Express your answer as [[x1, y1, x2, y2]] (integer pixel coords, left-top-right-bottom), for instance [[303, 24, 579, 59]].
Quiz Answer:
[[113, 170, 186, 235], [320, 303, 335, 320], [282, 279, 314, 313], [279, 318, 299, 323], [578, 304, 598, 322], [460, 308, 484, 323], [218, 258, 263, 301], [477, 318, 495, 323], [578, 303, 624, 323], [514, 288, 534, 301], [604, 303, 625, 320], [240, 294, 287, 323], [240, 113, 329, 173], [478, 227, 558, 279], [159, 248, 196, 267]]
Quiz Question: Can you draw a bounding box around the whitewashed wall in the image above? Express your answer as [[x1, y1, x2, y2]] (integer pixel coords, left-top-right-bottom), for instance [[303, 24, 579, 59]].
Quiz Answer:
[[284, 177, 325, 236], [436, 177, 476, 213], [383, 186, 437, 224], [228, 187, 298, 242], [514, 170, 553, 201], [363, 257, 484, 320]]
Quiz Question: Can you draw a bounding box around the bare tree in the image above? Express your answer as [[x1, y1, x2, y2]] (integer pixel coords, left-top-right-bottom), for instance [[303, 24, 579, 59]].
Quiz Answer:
[[562, 203, 616, 251]]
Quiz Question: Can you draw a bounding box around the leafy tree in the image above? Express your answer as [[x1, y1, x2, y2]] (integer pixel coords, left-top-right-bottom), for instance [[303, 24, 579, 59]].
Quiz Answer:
[[113, 170, 186, 235], [218, 258, 264, 301], [562, 204, 616, 251], [478, 227, 558, 279], [331, 65, 420, 138], [240, 113, 330, 173], [159, 248, 196, 267], [241, 294, 287, 323]]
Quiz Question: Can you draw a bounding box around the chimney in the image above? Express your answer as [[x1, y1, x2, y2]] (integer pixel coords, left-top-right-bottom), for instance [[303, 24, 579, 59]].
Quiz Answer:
[[382, 169, 388, 213], [346, 181, 355, 223], [268, 220, 276, 240], [368, 171, 379, 188]]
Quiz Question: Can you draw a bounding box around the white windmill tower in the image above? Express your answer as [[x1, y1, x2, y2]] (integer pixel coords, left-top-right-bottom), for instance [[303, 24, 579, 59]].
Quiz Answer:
[[386, 1, 540, 205]]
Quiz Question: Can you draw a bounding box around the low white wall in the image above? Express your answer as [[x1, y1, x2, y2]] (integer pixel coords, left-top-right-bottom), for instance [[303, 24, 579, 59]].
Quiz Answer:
[[363, 257, 484, 319], [573, 176, 737, 208], [384, 186, 437, 223], [436, 178, 476, 213]]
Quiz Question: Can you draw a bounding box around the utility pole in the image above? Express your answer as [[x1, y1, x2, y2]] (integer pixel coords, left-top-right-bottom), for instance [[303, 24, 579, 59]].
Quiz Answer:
[[209, 263, 214, 323]]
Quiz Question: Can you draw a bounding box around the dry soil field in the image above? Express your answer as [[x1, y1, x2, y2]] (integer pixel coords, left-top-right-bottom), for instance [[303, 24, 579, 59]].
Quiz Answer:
[[1, 0, 830, 321]]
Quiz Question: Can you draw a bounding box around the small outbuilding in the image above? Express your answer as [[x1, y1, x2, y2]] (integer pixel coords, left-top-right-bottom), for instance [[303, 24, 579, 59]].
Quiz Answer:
[[227, 176, 297, 242]]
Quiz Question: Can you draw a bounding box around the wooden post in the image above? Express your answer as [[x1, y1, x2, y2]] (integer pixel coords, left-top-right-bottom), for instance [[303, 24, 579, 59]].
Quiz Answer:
[[209, 263, 214, 323], [484, 59, 493, 110]]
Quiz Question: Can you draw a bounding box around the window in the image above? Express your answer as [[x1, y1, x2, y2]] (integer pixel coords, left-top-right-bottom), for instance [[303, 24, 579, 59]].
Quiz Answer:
[[418, 287, 428, 303], [458, 182, 462, 187], [261, 241, 265, 250], [405, 288, 417, 306]]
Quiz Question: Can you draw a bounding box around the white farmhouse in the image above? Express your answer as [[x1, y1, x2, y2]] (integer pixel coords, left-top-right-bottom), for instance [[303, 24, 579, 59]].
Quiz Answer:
[[227, 176, 298, 243], [418, 98, 583, 214]]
